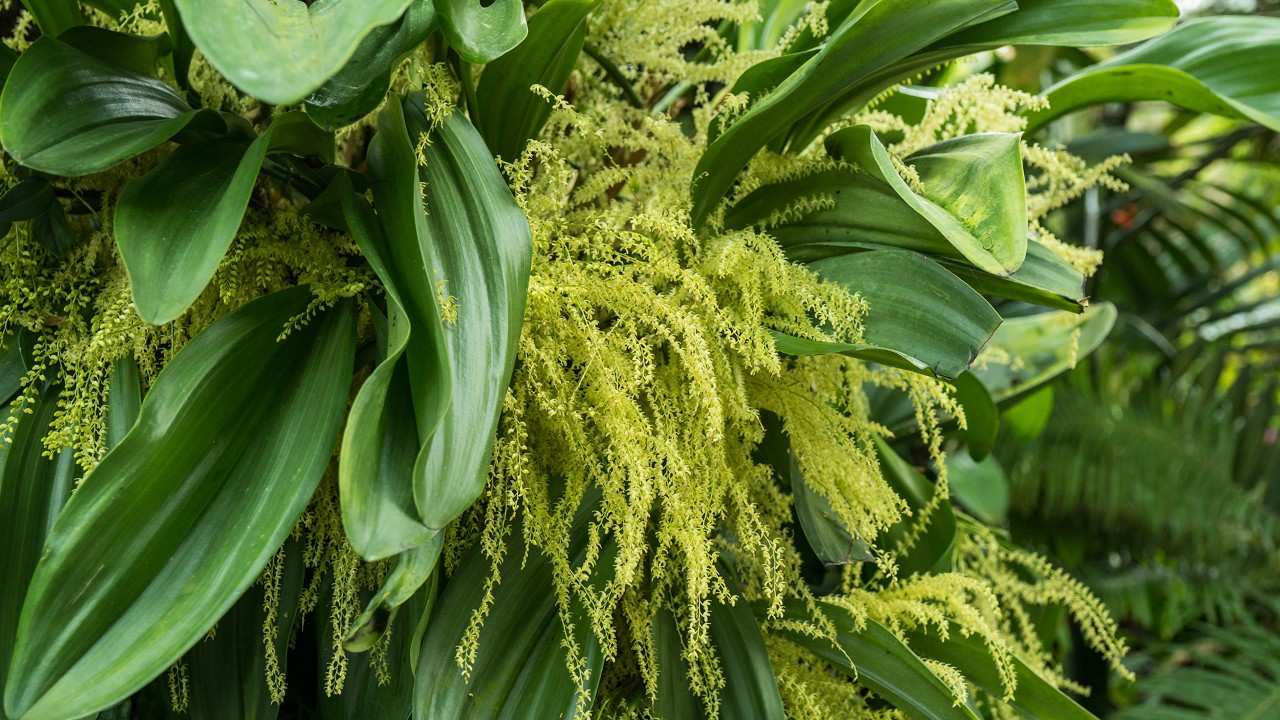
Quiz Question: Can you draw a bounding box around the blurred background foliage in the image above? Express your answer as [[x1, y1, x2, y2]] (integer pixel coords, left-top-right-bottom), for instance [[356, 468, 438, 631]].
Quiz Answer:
[[907, 0, 1280, 714]]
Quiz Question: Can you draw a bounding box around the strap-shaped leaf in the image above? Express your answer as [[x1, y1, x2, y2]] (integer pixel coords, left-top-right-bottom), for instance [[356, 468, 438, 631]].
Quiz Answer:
[[305, 1, 438, 132], [1026, 16, 1280, 133], [474, 0, 601, 160], [116, 133, 271, 325], [825, 126, 1027, 275], [710, 593, 786, 720], [0, 384, 78, 709], [0, 36, 215, 176], [437, 0, 528, 64], [942, 239, 1086, 314], [950, 372, 999, 463], [4, 289, 355, 720], [400, 98, 532, 529], [774, 600, 981, 720], [906, 626, 1095, 720], [171, 0, 411, 105], [970, 303, 1117, 403], [802, 250, 1001, 380], [416, 495, 609, 719], [651, 608, 706, 720], [690, 0, 1012, 227]]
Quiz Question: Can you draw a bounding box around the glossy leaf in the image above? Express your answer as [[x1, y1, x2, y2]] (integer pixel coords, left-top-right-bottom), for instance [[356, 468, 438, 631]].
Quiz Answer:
[[305, 1, 438, 132], [400, 98, 533, 529], [774, 600, 981, 720], [57, 26, 172, 77], [171, 0, 411, 104], [416, 495, 609, 719], [945, 453, 1009, 524], [18, 0, 80, 36], [0, 180, 54, 226], [690, 0, 1013, 227], [943, 239, 1086, 313], [116, 133, 271, 325], [825, 125, 1027, 275], [0, 329, 32, 404], [940, 0, 1177, 48], [437, 0, 528, 64], [0, 385, 78, 711], [951, 371, 998, 462], [474, 0, 601, 160], [875, 436, 956, 576], [104, 356, 142, 452], [971, 303, 1117, 403], [807, 250, 1002, 380], [709, 594, 786, 720], [1026, 17, 1280, 133], [0, 37, 212, 176], [4, 289, 355, 720], [906, 627, 1095, 720]]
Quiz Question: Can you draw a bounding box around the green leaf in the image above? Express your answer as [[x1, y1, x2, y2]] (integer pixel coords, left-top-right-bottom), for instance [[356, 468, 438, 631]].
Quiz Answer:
[[474, 0, 601, 160], [184, 539, 304, 720], [690, 0, 1014, 227], [0, 329, 32, 404], [18, 0, 81, 36], [970, 303, 1117, 403], [874, 437, 956, 576], [437, 0, 528, 64], [943, 239, 1087, 313], [940, 0, 1177, 48], [1002, 386, 1053, 443], [0, 180, 54, 227], [57, 26, 172, 76], [116, 132, 271, 325], [344, 535, 443, 649], [825, 125, 1027, 275], [950, 371, 998, 462], [0, 37, 214, 176], [104, 355, 141, 451], [808, 250, 1002, 380], [651, 608, 706, 720], [905, 626, 1096, 720], [774, 600, 981, 720], [1025, 16, 1280, 133], [400, 98, 532, 529], [266, 111, 336, 164], [305, 1, 438, 132], [171, 0, 412, 104], [4, 289, 355, 720], [0, 384, 78, 713], [944, 453, 1009, 524], [709, 593, 786, 720], [416, 494, 609, 719]]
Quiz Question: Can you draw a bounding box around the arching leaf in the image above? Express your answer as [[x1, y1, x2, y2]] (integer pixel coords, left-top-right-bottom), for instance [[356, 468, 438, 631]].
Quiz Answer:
[[1026, 17, 1280, 133], [17, 0, 80, 36], [0, 37, 215, 176], [171, 0, 412, 104], [4, 289, 355, 720], [971, 303, 1117, 403]]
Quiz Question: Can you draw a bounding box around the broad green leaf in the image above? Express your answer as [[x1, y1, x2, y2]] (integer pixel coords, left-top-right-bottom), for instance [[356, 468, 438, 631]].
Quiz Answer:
[[4, 289, 355, 720], [0, 37, 215, 176], [57, 26, 172, 76], [808, 250, 1002, 380], [400, 98, 533, 529], [305, 1, 438, 132], [0, 385, 78, 713], [943, 239, 1086, 313], [416, 494, 609, 719], [18, 0, 80, 36], [906, 627, 1096, 720], [950, 372, 998, 462], [651, 608, 706, 720], [944, 453, 1009, 524], [970, 303, 1117, 403], [0, 179, 55, 241], [1026, 17, 1280, 133], [0, 329, 32, 404], [104, 356, 141, 451], [1003, 386, 1054, 442], [266, 111, 336, 164], [338, 178, 437, 560], [116, 133, 271, 325], [184, 539, 304, 720], [825, 125, 1027, 275], [171, 0, 412, 105], [875, 436, 956, 576], [709, 593, 785, 720], [30, 198, 72, 259], [437, 0, 528, 64], [708, 49, 817, 145], [774, 600, 981, 720], [344, 535, 443, 650], [474, 0, 601, 160], [690, 0, 1013, 227]]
